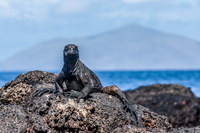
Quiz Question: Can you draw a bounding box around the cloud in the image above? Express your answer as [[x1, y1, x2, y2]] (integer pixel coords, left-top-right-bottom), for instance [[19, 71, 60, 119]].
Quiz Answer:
[[122, 0, 155, 3], [0, 0, 89, 20], [55, 0, 89, 15], [0, 0, 8, 7], [0, 0, 19, 19]]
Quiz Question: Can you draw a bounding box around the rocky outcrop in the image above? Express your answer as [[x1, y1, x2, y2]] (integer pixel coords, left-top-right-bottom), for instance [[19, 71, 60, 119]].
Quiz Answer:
[[125, 84, 200, 128], [0, 70, 57, 105], [0, 71, 173, 133]]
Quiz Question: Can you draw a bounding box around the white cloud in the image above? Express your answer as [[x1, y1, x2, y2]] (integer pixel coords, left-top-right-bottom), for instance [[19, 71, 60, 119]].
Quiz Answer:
[[55, 0, 88, 15], [0, 0, 89, 20], [0, 0, 20, 19], [123, 0, 155, 3], [0, 0, 8, 7]]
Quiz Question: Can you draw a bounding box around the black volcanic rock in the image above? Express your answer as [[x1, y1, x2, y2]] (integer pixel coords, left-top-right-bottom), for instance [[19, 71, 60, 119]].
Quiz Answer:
[[0, 71, 174, 132], [0, 105, 29, 132], [125, 84, 200, 128]]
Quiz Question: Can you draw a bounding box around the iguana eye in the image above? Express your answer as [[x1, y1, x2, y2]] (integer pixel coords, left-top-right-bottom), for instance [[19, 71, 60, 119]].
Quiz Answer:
[[64, 51, 68, 56], [74, 50, 78, 54]]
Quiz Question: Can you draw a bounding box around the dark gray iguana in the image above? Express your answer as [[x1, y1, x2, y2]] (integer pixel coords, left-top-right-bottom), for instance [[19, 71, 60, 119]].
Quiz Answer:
[[34, 44, 140, 125]]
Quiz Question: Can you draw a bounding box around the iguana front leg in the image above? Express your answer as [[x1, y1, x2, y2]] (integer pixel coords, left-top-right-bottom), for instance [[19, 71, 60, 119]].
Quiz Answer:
[[64, 90, 85, 102], [65, 74, 94, 102], [65, 83, 93, 102], [55, 71, 65, 93], [32, 87, 56, 98]]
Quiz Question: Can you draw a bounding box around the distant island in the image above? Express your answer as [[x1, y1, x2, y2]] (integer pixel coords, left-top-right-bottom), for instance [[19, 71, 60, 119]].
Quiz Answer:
[[1, 23, 200, 71]]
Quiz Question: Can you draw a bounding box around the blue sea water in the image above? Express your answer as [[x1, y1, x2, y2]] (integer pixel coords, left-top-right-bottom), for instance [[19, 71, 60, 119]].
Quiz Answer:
[[0, 71, 200, 97]]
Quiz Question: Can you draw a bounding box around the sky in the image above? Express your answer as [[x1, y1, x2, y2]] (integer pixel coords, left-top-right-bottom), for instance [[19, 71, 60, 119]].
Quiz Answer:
[[0, 0, 200, 62]]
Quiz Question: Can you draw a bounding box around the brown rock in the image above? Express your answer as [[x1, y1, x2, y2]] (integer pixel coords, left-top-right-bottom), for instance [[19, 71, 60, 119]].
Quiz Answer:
[[125, 84, 200, 128]]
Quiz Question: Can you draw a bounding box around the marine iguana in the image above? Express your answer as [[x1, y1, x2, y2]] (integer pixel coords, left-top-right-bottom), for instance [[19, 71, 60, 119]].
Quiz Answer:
[[34, 44, 139, 124]]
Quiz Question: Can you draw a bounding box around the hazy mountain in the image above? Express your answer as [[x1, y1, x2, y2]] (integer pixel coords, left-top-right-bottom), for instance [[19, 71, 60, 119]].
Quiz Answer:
[[1, 24, 200, 71]]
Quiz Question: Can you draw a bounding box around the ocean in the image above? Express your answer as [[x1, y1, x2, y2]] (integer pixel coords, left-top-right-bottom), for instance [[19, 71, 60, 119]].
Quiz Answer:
[[0, 70, 200, 97]]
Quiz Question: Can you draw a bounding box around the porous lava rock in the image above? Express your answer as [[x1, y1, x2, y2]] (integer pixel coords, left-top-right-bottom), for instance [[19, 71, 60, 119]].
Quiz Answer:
[[0, 105, 29, 133], [1, 70, 191, 132], [125, 84, 200, 128], [0, 70, 57, 105]]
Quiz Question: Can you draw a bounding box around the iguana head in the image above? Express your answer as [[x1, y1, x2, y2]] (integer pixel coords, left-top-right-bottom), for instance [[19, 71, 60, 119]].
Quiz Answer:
[[63, 44, 79, 59]]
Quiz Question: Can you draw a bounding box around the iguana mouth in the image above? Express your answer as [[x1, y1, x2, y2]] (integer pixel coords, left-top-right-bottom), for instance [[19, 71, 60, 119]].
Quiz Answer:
[[64, 49, 79, 56]]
